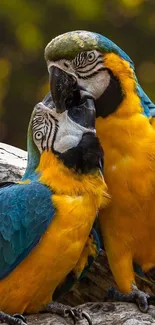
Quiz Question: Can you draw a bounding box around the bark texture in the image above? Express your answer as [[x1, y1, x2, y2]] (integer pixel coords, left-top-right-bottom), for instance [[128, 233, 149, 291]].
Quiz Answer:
[[1, 142, 155, 325]]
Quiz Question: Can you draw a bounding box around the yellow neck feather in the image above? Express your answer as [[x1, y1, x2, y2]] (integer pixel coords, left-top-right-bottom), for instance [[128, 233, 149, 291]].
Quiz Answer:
[[36, 151, 109, 206], [96, 53, 154, 154], [104, 52, 142, 117]]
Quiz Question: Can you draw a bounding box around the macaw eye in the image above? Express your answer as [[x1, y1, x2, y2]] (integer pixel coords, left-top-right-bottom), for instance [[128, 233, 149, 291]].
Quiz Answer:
[[34, 131, 43, 140], [87, 52, 95, 62]]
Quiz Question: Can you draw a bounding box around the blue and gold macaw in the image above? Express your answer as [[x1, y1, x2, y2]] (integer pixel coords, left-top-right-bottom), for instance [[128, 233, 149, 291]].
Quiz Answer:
[[0, 92, 109, 325], [45, 30, 155, 312]]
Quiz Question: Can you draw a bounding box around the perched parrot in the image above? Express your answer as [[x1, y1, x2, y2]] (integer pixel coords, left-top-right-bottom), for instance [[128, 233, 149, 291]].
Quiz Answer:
[[0, 92, 109, 325], [45, 30, 155, 312]]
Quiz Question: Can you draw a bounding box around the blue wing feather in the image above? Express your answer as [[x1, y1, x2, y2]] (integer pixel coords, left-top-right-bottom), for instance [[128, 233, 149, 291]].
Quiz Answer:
[[0, 181, 55, 279]]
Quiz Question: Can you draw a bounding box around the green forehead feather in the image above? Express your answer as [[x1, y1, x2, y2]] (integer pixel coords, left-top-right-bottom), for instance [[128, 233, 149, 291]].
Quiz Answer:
[[44, 30, 133, 64], [45, 31, 100, 61]]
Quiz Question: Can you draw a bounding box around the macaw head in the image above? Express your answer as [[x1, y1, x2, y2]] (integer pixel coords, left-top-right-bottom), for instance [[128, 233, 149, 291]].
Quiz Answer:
[[45, 30, 154, 119], [30, 93, 96, 154], [23, 91, 102, 179]]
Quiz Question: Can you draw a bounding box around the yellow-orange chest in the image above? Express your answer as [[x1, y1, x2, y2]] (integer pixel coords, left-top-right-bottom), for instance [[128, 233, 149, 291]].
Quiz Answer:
[[96, 115, 155, 266], [0, 192, 97, 314]]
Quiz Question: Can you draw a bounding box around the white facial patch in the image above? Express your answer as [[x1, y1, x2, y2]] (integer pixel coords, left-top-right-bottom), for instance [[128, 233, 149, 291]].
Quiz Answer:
[[32, 103, 95, 154], [53, 111, 95, 153], [78, 69, 110, 100]]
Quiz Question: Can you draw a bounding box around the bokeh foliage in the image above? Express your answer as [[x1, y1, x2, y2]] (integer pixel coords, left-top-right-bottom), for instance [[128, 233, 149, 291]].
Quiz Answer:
[[0, 0, 155, 149]]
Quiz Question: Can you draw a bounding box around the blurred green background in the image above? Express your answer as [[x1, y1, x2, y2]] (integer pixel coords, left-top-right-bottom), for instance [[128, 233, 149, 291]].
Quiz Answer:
[[0, 0, 155, 150]]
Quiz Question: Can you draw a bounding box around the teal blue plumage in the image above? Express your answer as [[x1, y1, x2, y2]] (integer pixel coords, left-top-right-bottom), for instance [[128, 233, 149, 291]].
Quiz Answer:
[[0, 181, 55, 279]]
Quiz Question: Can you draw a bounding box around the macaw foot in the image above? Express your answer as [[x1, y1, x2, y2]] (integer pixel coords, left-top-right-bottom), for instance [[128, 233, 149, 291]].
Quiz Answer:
[[104, 286, 150, 312], [0, 312, 27, 325], [43, 302, 92, 324]]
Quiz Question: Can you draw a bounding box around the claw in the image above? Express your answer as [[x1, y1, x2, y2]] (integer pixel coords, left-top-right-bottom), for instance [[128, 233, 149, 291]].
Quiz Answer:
[[105, 286, 149, 313], [66, 308, 92, 325], [13, 314, 27, 324], [81, 311, 92, 325], [72, 308, 83, 321], [65, 309, 76, 322], [0, 311, 27, 325], [43, 302, 92, 324]]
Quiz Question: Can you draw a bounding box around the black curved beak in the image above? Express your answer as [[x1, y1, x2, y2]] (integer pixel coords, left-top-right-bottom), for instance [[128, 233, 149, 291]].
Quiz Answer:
[[68, 97, 96, 129], [49, 66, 78, 113], [49, 65, 96, 129]]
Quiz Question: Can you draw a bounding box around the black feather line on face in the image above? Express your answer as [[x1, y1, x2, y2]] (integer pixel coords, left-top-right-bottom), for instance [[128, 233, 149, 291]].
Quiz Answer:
[[77, 67, 106, 79], [32, 110, 59, 152], [95, 69, 124, 118], [55, 132, 103, 174], [51, 116, 59, 150], [46, 119, 53, 151], [76, 59, 104, 73]]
